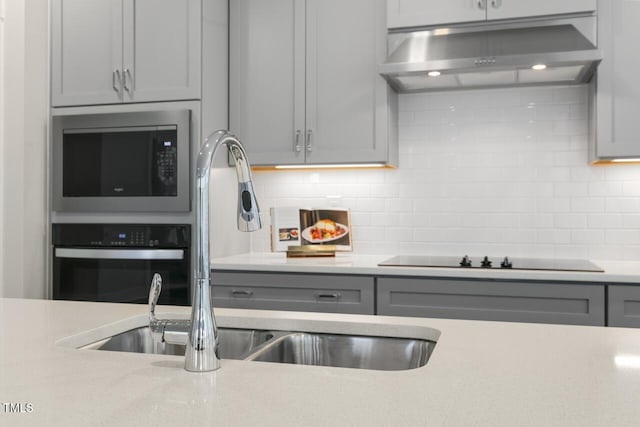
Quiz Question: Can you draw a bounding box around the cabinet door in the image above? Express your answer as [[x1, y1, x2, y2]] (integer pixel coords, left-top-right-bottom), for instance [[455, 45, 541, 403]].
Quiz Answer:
[[595, 0, 640, 159], [122, 0, 201, 103], [51, 0, 123, 106], [378, 278, 605, 326], [306, 0, 389, 164], [387, 0, 486, 29], [608, 285, 640, 328], [212, 271, 375, 314], [487, 0, 597, 21], [229, 0, 306, 165]]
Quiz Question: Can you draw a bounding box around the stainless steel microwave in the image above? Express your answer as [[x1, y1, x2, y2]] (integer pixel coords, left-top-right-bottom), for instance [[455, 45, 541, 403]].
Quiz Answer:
[[52, 110, 191, 212]]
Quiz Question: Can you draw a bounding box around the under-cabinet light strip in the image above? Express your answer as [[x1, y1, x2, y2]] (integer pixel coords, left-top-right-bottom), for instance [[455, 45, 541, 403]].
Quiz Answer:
[[610, 158, 640, 163], [272, 163, 387, 170]]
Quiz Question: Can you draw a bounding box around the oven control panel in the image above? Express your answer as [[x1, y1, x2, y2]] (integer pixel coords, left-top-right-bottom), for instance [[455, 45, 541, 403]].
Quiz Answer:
[[52, 224, 190, 248]]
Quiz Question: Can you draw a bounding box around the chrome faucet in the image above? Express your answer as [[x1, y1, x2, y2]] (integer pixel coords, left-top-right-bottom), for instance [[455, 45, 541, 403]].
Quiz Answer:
[[148, 130, 261, 372]]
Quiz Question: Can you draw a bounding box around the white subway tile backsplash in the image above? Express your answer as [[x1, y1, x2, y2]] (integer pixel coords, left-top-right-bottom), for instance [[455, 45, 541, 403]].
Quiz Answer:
[[554, 214, 587, 229], [606, 229, 640, 245], [570, 229, 605, 245], [588, 214, 622, 229], [250, 85, 640, 260], [570, 198, 604, 213], [622, 214, 640, 228], [605, 198, 640, 213]]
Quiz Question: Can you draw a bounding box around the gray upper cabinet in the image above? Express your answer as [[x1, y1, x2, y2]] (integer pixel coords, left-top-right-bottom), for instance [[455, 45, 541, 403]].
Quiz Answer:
[[230, 0, 398, 167], [51, 0, 201, 107], [591, 0, 640, 161], [387, 0, 597, 29]]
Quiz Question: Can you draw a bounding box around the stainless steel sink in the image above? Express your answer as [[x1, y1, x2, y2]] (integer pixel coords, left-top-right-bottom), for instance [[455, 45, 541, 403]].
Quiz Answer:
[[84, 327, 435, 370], [87, 327, 275, 360], [246, 332, 434, 371]]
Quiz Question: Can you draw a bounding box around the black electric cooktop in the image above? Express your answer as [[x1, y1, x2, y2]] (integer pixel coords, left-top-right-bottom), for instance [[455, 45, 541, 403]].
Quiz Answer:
[[378, 255, 604, 273]]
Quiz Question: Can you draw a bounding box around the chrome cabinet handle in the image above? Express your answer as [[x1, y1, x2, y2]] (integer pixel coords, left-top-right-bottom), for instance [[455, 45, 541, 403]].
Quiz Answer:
[[123, 68, 133, 93], [316, 292, 341, 300], [477, 0, 486, 10], [490, 0, 501, 8], [294, 130, 302, 152], [112, 69, 122, 94], [231, 290, 253, 298], [306, 129, 313, 152]]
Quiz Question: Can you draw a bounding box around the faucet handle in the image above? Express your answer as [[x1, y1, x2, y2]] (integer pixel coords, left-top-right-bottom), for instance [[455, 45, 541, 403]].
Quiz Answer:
[[149, 273, 162, 321], [149, 273, 165, 342]]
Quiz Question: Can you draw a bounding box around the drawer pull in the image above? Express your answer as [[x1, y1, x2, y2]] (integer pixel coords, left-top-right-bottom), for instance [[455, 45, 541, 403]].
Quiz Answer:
[[231, 290, 253, 298], [316, 293, 341, 300]]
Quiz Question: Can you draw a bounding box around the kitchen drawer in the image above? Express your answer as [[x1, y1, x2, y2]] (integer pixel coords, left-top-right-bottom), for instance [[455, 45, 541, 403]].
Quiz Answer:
[[378, 277, 605, 326], [608, 285, 640, 328], [212, 271, 374, 314]]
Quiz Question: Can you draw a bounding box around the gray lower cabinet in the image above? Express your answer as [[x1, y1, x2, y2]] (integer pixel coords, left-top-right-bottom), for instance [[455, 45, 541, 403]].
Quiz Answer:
[[378, 277, 605, 326], [212, 271, 375, 314], [608, 285, 640, 328]]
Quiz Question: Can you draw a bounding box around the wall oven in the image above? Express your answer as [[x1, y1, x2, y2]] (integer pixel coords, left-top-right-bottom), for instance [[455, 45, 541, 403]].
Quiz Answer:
[[52, 224, 190, 306], [51, 110, 191, 213]]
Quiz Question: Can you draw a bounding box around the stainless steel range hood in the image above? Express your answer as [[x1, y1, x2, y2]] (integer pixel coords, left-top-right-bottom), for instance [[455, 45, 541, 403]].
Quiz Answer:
[[379, 16, 602, 93]]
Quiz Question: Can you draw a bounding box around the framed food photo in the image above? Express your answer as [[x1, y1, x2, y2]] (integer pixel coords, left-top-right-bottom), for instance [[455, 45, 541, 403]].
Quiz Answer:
[[299, 208, 352, 251]]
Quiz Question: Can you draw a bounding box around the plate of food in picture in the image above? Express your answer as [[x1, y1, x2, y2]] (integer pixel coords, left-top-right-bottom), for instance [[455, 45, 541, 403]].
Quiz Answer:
[[301, 219, 349, 243]]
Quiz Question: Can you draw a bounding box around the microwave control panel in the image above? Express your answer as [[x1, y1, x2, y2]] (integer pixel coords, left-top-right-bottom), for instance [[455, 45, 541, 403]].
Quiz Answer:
[[154, 131, 178, 191]]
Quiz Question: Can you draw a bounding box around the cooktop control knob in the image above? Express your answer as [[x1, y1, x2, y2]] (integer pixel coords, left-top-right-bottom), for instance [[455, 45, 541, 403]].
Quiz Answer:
[[501, 256, 513, 268], [460, 255, 472, 268], [481, 256, 492, 268]]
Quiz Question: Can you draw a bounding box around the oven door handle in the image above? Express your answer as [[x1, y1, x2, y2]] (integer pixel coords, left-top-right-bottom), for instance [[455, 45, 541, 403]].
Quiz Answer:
[[54, 248, 185, 261]]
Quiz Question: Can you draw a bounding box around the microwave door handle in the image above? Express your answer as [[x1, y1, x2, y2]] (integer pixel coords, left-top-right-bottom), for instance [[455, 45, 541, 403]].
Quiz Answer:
[[54, 248, 185, 261]]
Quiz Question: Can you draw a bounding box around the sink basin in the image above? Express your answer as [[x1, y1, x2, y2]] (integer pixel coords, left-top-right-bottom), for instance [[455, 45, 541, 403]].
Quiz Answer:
[[82, 325, 436, 371], [85, 327, 275, 360], [247, 332, 434, 371]]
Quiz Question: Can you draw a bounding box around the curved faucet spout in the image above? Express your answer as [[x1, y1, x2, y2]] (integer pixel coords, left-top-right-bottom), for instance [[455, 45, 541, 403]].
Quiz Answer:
[[185, 130, 261, 372]]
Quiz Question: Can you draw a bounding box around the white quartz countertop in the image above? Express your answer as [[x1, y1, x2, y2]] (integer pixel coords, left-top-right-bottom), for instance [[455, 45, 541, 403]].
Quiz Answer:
[[211, 252, 640, 283], [2, 298, 640, 426]]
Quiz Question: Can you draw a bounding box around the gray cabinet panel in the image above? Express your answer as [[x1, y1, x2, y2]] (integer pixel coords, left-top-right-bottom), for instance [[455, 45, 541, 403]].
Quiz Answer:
[[124, 0, 201, 103], [51, 0, 123, 106], [305, 0, 388, 164], [229, 0, 305, 165], [387, 0, 596, 29], [378, 278, 605, 326], [212, 271, 375, 314], [51, 0, 200, 106], [593, 0, 640, 160], [608, 285, 640, 328], [229, 0, 397, 167]]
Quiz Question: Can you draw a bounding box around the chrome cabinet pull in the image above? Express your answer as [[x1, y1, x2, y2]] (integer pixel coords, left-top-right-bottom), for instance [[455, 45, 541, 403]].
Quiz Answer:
[[490, 0, 501, 8], [316, 292, 341, 300], [123, 68, 133, 94], [112, 69, 122, 94], [477, 0, 486, 10], [306, 129, 313, 152], [294, 130, 302, 152], [231, 290, 253, 298]]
